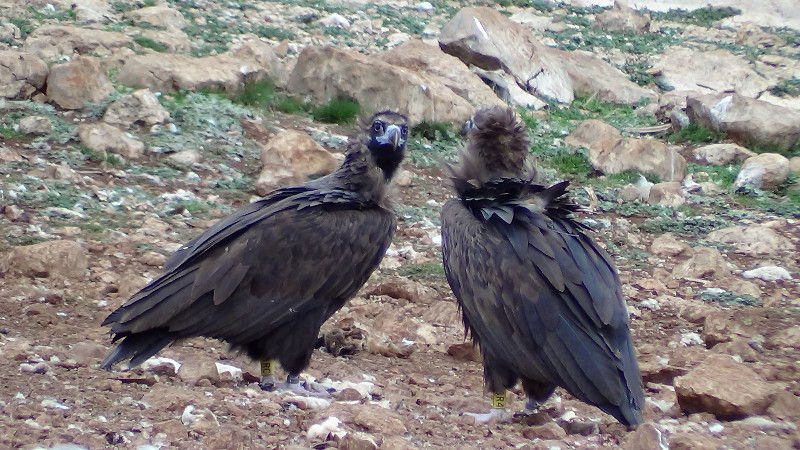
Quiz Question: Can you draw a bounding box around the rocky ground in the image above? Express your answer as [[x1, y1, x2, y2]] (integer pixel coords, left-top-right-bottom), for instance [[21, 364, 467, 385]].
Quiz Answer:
[[2, 0, 800, 449]]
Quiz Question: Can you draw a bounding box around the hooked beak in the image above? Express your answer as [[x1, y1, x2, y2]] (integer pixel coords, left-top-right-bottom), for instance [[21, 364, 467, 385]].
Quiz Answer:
[[379, 125, 402, 150]]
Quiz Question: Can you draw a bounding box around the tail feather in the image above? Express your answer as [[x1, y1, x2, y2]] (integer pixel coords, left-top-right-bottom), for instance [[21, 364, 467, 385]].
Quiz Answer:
[[101, 329, 175, 370]]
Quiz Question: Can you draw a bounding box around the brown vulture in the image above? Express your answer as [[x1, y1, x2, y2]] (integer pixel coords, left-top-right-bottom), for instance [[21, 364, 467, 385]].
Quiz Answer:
[[440, 106, 644, 425], [102, 111, 409, 393]]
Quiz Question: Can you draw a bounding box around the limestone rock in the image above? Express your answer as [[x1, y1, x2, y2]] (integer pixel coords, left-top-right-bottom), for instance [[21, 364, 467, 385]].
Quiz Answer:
[[648, 181, 685, 207], [687, 93, 800, 152], [0, 51, 48, 99], [767, 391, 800, 420], [136, 29, 192, 54], [289, 46, 474, 126], [378, 39, 505, 110], [438, 7, 654, 106], [672, 246, 730, 280], [706, 225, 792, 256], [102, 89, 170, 128], [734, 153, 790, 191], [124, 6, 188, 32], [652, 47, 770, 98], [621, 423, 667, 450], [117, 39, 283, 93], [47, 55, 114, 110], [255, 129, 338, 194], [693, 143, 755, 166], [168, 150, 203, 166], [650, 232, 692, 258], [674, 354, 776, 418], [703, 310, 756, 347], [589, 138, 686, 182], [23, 25, 133, 64], [592, 0, 650, 33], [353, 405, 408, 435], [366, 279, 438, 305], [18, 116, 53, 135], [0, 240, 88, 279], [178, 359, 221, 387], [741, 266, 792, 281], [78, 123, 145, 159], [770, 326, 800, 349], [470, 67, 546, 109], [790, 156, 800, 175], [564, 119, 621, 149]]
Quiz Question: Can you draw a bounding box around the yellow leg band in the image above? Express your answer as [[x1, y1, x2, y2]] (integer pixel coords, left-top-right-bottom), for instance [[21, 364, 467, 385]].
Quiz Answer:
[[260, 360, 274, 377], [493, 391, 507, 409]]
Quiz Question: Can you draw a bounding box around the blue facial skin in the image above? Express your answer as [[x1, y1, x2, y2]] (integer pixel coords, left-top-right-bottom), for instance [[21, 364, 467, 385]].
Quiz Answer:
[[374, 124, 407, 150]]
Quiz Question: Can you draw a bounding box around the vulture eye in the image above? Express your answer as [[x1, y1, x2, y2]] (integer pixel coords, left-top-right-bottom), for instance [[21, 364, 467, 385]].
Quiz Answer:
[[400, 125, 408, 137], [372, 120, 384, 133]]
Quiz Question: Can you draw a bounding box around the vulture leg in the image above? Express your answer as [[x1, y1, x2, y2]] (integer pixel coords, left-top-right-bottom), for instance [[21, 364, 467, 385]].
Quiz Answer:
[[464, 360, 516, 423], [259, 359, 277, 391], [521, 378, 556, 415]]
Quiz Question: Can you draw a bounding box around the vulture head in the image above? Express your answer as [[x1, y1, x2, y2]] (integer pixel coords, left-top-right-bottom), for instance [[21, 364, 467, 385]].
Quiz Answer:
[[365, 110, 408, 180], [451, 106, 535, 187]]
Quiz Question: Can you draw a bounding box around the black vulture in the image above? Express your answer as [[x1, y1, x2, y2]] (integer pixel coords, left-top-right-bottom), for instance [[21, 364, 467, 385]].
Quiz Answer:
[[440, 106, 644, 425], [102, 111, 409, 393]]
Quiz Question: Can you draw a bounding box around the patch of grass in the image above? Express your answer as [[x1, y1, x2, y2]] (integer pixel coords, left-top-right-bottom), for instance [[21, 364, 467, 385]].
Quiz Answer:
[[312, 98, 361, 124], [229, 79, 308, 115], [549, 153, 592, 177], [406, 122, 460, 166], [77, 145, 122, 165], [397, 262, 446, 281], [769, 77, 800, 98], [698, 289, 761, 306], [0, 126, 25, 139], [650, 6, 741, 28], [640, 214, 731, 234], [8, 17, 34, 38], [495, 0, 554, 12], [133, 36, 169, 52], [668, 123, 726, 144], [560, 14, 592, 27], [688, 163, 739, 190], [375, 5, 426, 35], [620, 59, 655, 87], [254, 26, 296, 41], [27, 5, 77, 22], [546, 27, 683, 55]]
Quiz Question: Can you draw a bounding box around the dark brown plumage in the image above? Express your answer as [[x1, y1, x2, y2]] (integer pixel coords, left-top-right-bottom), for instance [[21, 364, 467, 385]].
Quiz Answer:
[[102, 111, 409, 386], [441, 106, 644, 425]]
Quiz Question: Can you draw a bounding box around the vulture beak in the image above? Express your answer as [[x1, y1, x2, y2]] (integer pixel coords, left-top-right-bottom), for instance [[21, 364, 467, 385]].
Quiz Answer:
[[380, 125, 402, 150]]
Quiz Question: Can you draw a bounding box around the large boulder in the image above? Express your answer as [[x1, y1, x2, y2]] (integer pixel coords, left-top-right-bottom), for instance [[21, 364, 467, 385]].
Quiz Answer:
[[438, 7, 655, 105], [78, 123, 146, 159], [0, 51, 48, 99], [693, 143, 755, 166], [123, 6, 188, 32], [591, 0, 650, 33], [378, 39, 505, 110], [706, 225, 792, 256], [117, 39, 282, 93], [102, 89, 171, 128], [652, 47, 770, 98], [674, 354, 777, 418], [589, 138, 687, 182], [686, 93, 800, 152], [47, 55, 114, 110], [0, 240, 88, 279], [22, 25, 133, 64], [734, 153, 790, 191], [255, 129, 338, 195], [288, 46, 474, 126]]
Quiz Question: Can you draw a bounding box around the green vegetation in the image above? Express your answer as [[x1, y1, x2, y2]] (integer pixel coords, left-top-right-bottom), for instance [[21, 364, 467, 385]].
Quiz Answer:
[[688, 163, 739, 190], [133, 36, 169, 52], [312, 98, 361, 124], [375, 5, 426, 35], [406, 121, 460, 166], [495, 0, 554, 12], [668, 123, 726, 144], [649, 6, 741, 28], [229, 79, 306, 114], [0, 127, 25, 139], [620, 59, 655, 87], [27, 5, 77, 22], [769, 77, 800, 98], [546, 27, 683, 55], [698, 289, 761, 306], [254, 26, 296, 41], [77, 145, 123, 165], [8, 17, 34, 38], [398, 262, 446, 281]]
